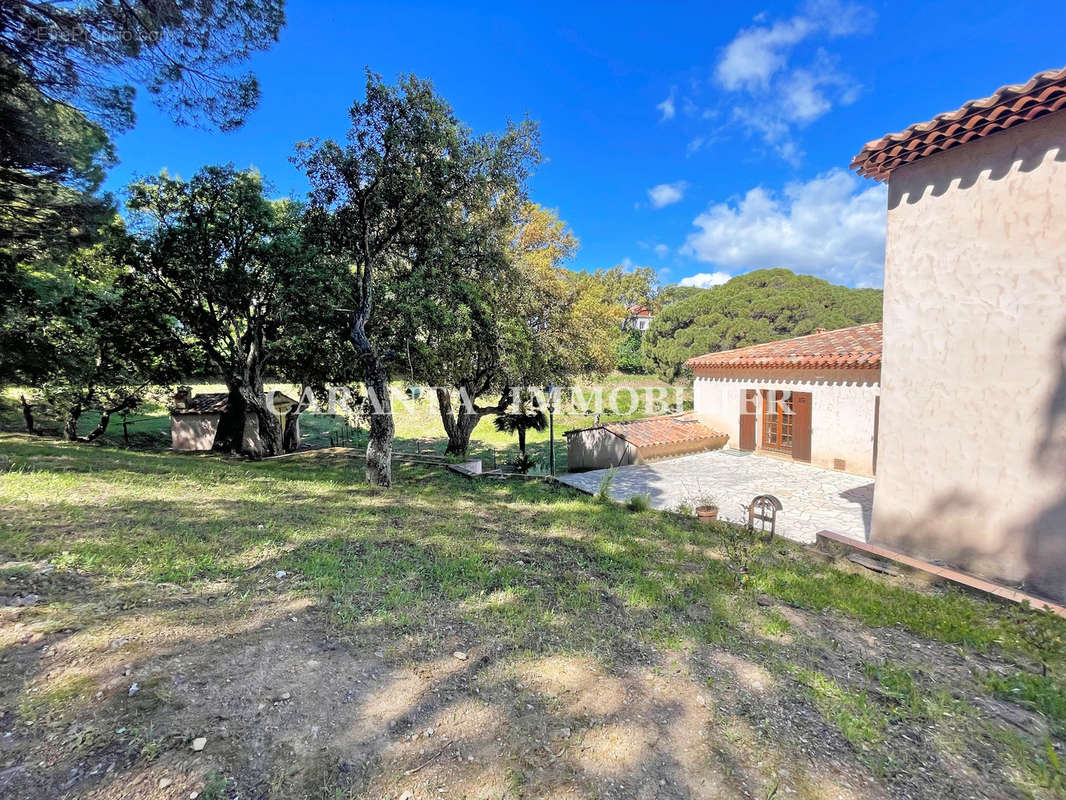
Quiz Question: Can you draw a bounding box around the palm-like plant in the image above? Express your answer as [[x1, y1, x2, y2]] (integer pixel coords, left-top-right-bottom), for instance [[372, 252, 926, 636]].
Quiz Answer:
[[492, 396, 548, 459]]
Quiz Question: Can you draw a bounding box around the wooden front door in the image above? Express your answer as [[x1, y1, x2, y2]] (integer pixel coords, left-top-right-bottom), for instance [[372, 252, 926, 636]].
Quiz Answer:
[[792, 392, 812, 462], [739, 389, 757, 450], [760, 390, 812, 462]]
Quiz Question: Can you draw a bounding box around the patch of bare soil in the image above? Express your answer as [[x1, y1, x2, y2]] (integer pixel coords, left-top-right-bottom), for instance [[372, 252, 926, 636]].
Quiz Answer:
[[0, 561, 1055, 800]]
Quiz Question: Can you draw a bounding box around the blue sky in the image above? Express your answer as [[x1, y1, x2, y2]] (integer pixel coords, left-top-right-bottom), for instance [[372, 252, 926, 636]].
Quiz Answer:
[[105, 0, 1066, 289]]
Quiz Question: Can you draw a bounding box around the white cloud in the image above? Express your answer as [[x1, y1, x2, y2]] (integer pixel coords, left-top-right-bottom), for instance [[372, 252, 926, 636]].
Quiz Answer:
[[715, 17, 813, 91], [681, 168, 887, 286], [647, 181, 688, 209], [704, 1, 873, 162], [680, 271, 732, 288], [653, 244, 670, 258], [656, 89, 676, 121]]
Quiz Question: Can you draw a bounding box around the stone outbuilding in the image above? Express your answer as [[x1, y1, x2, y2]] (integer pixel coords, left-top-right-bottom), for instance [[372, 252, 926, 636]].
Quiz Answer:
[[170, 388, 298, 454], [686, 323, 882, 477], [565, 412, 727, 471]]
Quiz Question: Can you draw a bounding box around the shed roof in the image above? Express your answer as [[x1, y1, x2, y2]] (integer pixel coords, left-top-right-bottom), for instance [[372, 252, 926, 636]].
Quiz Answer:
[[685, 322, 882, 371], [851, 66, 1066, 182], [566, 413, 725, 449], [172, 390, 298, 415]]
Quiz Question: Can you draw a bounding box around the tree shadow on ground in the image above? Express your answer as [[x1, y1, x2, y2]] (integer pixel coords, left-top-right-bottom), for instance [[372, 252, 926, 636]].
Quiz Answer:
[[1, 438, 1063, 798]]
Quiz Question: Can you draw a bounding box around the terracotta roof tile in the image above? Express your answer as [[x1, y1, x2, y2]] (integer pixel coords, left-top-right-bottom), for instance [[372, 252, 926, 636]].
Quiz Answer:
[[851, 66, 1066, 181], [566, 413, 726, 449], [685, 322, 882, 371]]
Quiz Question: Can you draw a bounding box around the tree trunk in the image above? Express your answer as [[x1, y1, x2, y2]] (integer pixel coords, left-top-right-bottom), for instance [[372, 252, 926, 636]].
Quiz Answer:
[[349, 310, 393, 487], [250, 396, 282, 457], [214, 378, 281, 457], [518, 426, 527, 456], [19, 395, 34, 433], [362, 366, 394, 487], [282, 404, 301, 452], [64, 403, 81, 442], [83, 409, 112, 442], [436, 387, 482, 457]]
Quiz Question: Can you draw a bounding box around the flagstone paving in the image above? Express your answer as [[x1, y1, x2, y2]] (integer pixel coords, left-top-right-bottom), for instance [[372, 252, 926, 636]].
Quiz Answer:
[[559, 449, 874, 544]]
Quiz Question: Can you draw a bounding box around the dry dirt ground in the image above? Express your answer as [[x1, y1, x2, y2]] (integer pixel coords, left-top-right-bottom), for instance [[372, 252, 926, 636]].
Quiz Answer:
[[0, 561, 1058, 800]]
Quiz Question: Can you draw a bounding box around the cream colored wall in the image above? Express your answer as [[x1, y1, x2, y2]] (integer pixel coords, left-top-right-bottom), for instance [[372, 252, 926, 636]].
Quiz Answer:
[[170, 414, 220, 451], [170, 412, 272, 454], [634, 435, 728, 464], [565, 429, 637, 471], [692, 367, 880, 476], [873, 109, 1066, 601]]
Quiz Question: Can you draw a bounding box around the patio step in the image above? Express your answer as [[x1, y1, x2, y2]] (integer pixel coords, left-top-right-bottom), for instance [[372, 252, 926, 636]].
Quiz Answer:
[[816, 530, 1066, 618]]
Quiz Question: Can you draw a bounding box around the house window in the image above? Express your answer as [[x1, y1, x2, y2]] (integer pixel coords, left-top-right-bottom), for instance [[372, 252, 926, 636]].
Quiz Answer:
[[761, 390, 794, 454]]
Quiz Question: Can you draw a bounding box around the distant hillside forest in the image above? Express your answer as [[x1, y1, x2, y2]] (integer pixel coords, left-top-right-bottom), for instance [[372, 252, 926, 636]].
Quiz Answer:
[[642, 269, 883, 382]]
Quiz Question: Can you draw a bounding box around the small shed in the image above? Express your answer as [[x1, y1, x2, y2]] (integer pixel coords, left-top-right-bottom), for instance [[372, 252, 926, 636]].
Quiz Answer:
[[170, 388, 298, 454], [565, 413, 727, 471]]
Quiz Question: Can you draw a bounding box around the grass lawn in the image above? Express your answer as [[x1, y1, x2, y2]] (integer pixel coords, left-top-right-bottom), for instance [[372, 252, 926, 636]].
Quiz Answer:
[[2, 433, 1066, 799], [3, 376, 691, 475]]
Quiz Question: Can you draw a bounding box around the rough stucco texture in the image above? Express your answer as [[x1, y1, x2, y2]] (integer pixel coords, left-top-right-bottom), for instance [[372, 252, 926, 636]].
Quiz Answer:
[[873, 109, 1066, 601], [170, 414, 220, 451], [170, 413, 269, 454], [692, 368, 880, 477], [565, 429, 636, 471]]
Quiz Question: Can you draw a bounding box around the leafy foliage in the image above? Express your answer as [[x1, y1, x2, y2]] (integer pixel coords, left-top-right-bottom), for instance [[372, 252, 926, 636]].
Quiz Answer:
[[415, 202, 622, 455], [643, 268, 883, 382], [126, 165, 327, 455], [586, 263, 657, 308], [1, 1, 285, 133], [297, 71, 539, 484], [492, 393, 548, 458], [4, 221, 187, 439], [616, 329, 648, 374]]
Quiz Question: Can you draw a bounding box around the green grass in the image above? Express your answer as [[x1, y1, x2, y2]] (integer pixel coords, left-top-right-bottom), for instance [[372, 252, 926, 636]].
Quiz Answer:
[[3, 432, 1066, 798], [3, 376, 691, 476], [986, 671, 1066, 734], [792, 666, 886, 749], [1, 431, 1061, 658], [749, 561, 1063, 655]]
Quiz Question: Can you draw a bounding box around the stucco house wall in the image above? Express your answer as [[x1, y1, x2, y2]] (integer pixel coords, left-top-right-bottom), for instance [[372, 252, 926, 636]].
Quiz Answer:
[[170, 412, 270, 454], [872, 109, 1066, 600], [693, 367, 880, 476], [565, 428, 637, 471], [170, 414, 221, 451]]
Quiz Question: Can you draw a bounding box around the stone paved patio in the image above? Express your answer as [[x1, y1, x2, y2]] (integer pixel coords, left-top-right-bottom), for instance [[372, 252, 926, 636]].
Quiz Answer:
[[558, 450, 874, 544]]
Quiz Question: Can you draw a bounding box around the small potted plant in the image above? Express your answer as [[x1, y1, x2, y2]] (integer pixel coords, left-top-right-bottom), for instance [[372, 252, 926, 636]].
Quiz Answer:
[[694, 495, 719, 523], [677, 480, 719, 523]]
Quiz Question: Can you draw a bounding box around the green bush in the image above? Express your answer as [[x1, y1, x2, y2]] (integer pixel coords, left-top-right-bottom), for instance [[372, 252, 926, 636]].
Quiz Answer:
[[627, 493, 651, 512], [616, 329, 648, 374]]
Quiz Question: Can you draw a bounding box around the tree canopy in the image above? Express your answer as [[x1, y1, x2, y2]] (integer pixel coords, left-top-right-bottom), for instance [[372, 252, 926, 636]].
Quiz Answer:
[[0, 1, 285, 282], [417, 202, 623, 455], [127, 165, 326, 456], [643, 269, 883, 382], [1, 1, 285, 134], [297, 71, 540, 486]]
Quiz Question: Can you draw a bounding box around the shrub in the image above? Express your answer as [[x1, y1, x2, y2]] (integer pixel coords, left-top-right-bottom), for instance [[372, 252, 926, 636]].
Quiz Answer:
[[627, 493, 651, 512], [596, 467, 616, 502]]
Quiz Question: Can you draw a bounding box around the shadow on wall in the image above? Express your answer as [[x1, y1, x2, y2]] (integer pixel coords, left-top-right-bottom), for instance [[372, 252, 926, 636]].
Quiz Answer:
[[1019, 323, 1066, 599], [890, 136, 1066, 208], [875, 323, 1066, 602], [839, 483, 874, 539]]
